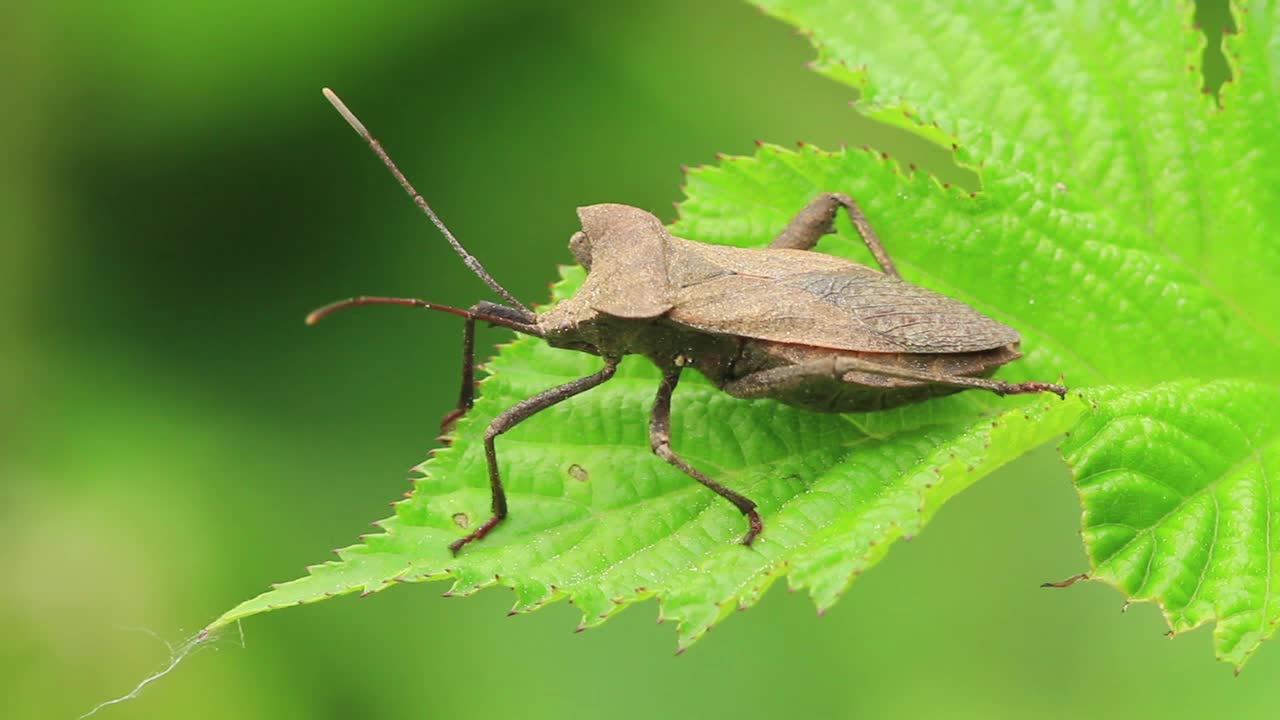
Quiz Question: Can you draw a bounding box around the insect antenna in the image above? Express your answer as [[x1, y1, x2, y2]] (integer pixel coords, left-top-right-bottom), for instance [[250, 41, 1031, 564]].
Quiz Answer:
[[306, 295, 543, 336], [322, 88, 534, 320]]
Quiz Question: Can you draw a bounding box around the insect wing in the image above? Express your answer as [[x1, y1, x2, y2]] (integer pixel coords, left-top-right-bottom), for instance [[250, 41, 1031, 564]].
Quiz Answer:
[[665, 239, 1019, 353]]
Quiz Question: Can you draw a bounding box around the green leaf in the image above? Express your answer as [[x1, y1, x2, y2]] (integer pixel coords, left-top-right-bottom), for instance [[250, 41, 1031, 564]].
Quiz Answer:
[[1063, 380, 1280, 669], [206, 0, 1280, 666], [730, 0, 1280, 665], [210, 264, 1086, 649]]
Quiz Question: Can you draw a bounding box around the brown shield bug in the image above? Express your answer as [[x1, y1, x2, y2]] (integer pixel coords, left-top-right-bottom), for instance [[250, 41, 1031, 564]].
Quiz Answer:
[[309, 89, 1067, 555]]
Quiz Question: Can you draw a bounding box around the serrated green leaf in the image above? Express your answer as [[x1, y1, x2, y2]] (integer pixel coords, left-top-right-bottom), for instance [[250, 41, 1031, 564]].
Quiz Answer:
[[208, 0, 1280, 665], [739, 0, 1280, 665], [211, 267, 1086, 649], [1064, 380, 1280, 669]]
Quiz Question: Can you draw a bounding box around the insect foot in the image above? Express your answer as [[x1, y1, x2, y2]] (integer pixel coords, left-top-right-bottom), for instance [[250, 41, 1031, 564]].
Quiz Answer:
[[987, 380, 1068, 398]]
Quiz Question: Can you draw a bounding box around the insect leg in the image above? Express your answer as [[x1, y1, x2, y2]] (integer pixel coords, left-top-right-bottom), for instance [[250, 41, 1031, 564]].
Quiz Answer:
[[649, 368, 763, 545], [770, 192, 900, 278], [724, 357, 1066, 399], [830, 356, 1067, 397], [449, 358, 619, 555], [439, 301, 535, 435], [439, 313, 476, 435]]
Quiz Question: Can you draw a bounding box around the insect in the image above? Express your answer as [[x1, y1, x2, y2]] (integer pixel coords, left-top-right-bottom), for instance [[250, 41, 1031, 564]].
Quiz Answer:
[[310, 89, 1067, 555]]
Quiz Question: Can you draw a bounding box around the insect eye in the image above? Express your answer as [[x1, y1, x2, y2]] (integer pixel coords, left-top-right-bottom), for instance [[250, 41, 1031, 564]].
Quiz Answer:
[[569, 231, 593, 269]]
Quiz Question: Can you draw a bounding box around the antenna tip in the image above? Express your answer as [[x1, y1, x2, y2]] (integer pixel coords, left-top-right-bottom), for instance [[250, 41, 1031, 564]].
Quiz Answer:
[[305, 308, 325, 325], [322, 87, 370, 139]]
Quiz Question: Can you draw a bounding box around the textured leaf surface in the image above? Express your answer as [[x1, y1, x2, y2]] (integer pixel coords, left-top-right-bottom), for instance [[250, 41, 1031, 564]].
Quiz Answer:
[[209, 0, 1280, 663], [736, 0, 1280, 664], [1064, 380, 1280, 669]]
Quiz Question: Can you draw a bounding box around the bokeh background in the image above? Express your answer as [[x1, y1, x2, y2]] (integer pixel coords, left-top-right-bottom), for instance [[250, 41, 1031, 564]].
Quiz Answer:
[[6, 1, 1271, 718]]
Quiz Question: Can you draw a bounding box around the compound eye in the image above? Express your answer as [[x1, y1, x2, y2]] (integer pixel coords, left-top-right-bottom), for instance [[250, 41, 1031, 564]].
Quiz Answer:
[[568, 230, 592, 269]]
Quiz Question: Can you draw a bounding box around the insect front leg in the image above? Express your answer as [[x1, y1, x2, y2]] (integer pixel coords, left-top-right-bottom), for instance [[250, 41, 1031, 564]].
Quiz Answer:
[[449, 358, 619, 555], [439, 313, 477, 436], [770, 192, 901, 278], [440, 301, 540, 436], [649, 367, 763, 545]]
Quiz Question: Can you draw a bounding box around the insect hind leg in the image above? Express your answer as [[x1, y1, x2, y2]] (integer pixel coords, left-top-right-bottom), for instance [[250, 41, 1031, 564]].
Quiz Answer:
[[721, 355, 1066, 410], [770, 192, 900, 278], [830, 355, 1067, 398]]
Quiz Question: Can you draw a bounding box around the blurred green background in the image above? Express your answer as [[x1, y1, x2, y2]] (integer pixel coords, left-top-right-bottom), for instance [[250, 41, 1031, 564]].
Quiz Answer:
[[5, 1, 1272, 718]]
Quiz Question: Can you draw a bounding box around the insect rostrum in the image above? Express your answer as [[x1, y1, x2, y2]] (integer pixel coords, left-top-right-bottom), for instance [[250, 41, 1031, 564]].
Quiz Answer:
[[310, 90, 1067, 555]]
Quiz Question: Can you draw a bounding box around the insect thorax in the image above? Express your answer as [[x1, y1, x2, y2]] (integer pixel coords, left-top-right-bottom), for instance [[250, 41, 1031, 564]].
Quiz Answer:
[[538, 299, 740, 376]]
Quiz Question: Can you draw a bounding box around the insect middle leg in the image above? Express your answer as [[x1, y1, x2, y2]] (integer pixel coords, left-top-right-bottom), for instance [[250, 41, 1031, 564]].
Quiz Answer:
[[770, 191, 900, 278], [649, 367, 763, 545], [449, 358, 620, 555]]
